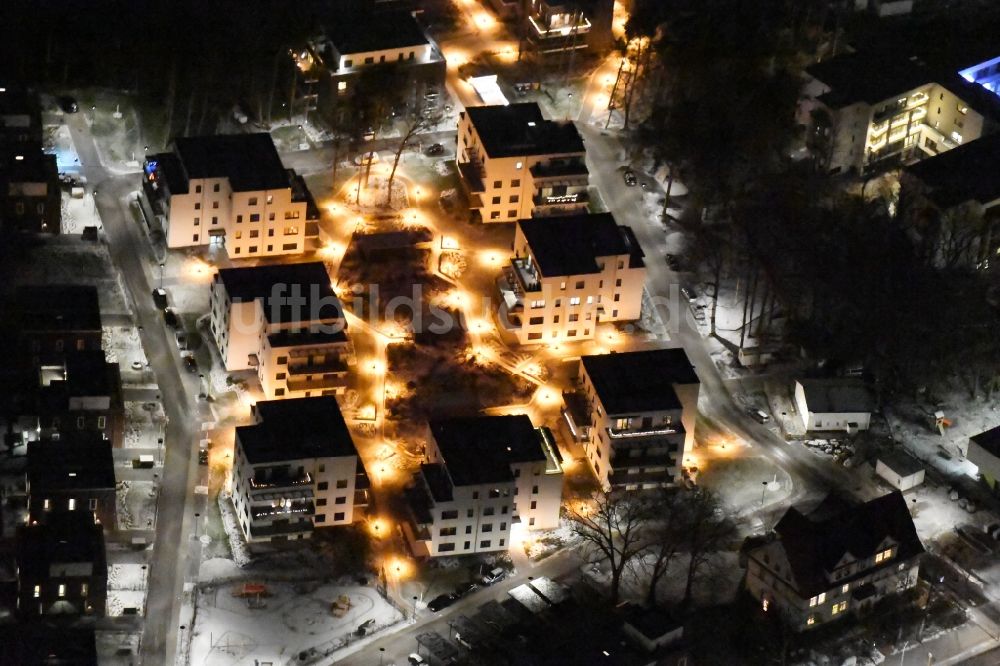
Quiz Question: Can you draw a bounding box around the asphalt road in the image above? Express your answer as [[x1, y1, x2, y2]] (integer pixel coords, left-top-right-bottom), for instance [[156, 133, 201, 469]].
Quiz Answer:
[[65, 113, 203, 666]]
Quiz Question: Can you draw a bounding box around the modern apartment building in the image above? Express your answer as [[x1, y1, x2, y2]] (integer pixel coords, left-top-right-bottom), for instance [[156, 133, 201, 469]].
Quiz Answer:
[[496, 213, 646, 345], [0, 87, 59, 234], [563, 349, 699, 490], [299, 8, 445, 122], [27, 432, 117, 528], [16, 511, 107, 618], [524, 0, 615, 55], [404, 415, 564, 558], [230, 397, 370, 544], [457, 103, 589, 222], [804, 52, 1000, 174], [142, 133, 319, 257], [209, 262, 352, 399], [745, 492, 923, 631]]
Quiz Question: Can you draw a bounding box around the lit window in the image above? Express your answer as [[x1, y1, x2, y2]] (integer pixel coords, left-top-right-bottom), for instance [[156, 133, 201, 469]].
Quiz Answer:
[[43, 499, 50, 511], [58, 584, 66, 597], [81, 583, 88, 596], [831, 601, 847, 615], [33, 585, 40, 598], [841, 584, 849, 594], [809, 592, 826, 607], [806, 615, 816, 626], [874, 548, 892, 564], [761, 598, 769, 612], [68, 498, 76, 511], [515, 161, 523, 169], [338, 81, 347, 92], [569, 297, 581, 306]]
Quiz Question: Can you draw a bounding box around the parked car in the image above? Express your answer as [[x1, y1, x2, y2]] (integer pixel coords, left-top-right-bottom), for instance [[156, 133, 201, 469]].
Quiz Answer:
[[58, 96, 79, 113], [481, 567, 506, 586], [183, 354, 198, 374], [163, 307, 179, 328], [425, 143, 445, 156], [152, 288, 168, 309], [680, 286, 697, 302], [623, 169, 637, 186], [427, 593, 457, 612], [748, 408, 770, 424], [454, 581, 479, 598], [198, 448, 209, 465], [407, 654, 426, 665], [174, 331, 188, 351]]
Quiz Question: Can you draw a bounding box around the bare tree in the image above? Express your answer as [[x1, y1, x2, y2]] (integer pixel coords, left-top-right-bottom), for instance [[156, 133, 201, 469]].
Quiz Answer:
[[636, 490, 687, 606], [385, 110, 435, 207], [568, 492, 651, 604], [681, 489, 737, 607]]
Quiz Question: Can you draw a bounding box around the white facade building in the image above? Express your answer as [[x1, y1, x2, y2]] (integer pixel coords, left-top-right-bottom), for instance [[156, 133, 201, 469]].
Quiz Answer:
[[497, 213, 646, 345], [563, 349, 699, 490], [209, 262, 352, 400], [794, 379, 874, 433], [230, 397, 369, 543], [457, 103, 589, 222], [403, 415, 563, 558], [143, 134, 318, 258]]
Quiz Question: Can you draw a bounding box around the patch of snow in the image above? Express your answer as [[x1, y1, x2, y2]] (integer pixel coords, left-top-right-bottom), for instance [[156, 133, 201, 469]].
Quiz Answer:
[[218, 492, 251, 568]]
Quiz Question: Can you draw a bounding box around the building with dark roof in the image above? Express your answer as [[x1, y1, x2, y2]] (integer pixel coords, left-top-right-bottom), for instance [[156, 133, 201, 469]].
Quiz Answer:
[[967, 425, 1000, 491], [27, 433, 117, 528], [13, 284, 103, 363], [563, 349, 699, 490], [803, 51, 1000, 175], [0, 625, 98, 666], [745, 491, 924, 631], [210, 262, 351, 399], [794, 379, 875, 432], [0, 86, 60, 235], [16, 511, 107, 618], [457, 103, 589, 222], [496, 213, 646, 346], [231, 397, 368, 544], [295, 8, 445, 129], [522, 0, 615, 56], [142, 133, 318, 258], [403, 415, 563, 558]]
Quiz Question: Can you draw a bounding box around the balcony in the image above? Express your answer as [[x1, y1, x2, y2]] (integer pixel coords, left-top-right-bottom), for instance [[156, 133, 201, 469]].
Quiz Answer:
[[907, 92, 929, 108], [533, 191, 588, 208], [608, 468, 676, 487], [610, 450, 676, 469], [529, 160, 589, 182], [457, 161, 485, 194], [248, 518, 313, 539], [511, 257, 542, 293], [287, 356, 348, 376], [606, 422, 683, 440], [249, 471, 312, 490], [250, 499, 315, 521], [286, 374, 348, 392]]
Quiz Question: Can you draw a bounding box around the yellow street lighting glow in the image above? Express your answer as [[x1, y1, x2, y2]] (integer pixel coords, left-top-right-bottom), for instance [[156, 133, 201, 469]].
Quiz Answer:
[[367, 359, 385, 375], [479, 249, 503, 266]]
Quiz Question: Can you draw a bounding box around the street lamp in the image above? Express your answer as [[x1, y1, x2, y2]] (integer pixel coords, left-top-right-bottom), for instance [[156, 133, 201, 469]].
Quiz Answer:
[[159, 262, 165, 289], [194, 512, 201, 539], [379, 647, 386, 666], [760, 481, 768, 507], [412, 595, 418, 621]]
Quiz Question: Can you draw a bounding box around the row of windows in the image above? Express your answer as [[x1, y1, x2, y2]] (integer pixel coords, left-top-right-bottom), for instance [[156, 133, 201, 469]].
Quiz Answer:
[[230, 227, 299, 239], [528, 292, 621, 309], [489, 209, 519, 220], [491, 178, 521, 189], [316, 479, 350, 491], [42, 497, 99, 511], [13, 202, 45, 215], [439, 521, 508, 537], [34, 583, 89, 598], [230, 243, 299, 254], [315, 496, 348, 506], [344, 50, 417, 68], [314, 512, 346, 523], [527, 328, 593, 341], [440, 504, 510, 521], [438, 538, 505, 553]]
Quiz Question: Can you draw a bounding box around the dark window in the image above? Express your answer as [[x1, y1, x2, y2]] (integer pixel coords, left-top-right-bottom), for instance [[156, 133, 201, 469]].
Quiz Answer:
[[493, 180, 502, 188], [439, 543, 456, 552], [335, 496, 346, 505], [213, 183, 220, 192], [237, 215, 243, 223], [511, 179, 520, 187], [282, 243, 297, 251], [317, 482, 329, 490], [440, 527, 457, 537], [480, 540, 491, 548], [277, 356, 288, 364], [491, 196, 501, 204], [334, 512, 345, 521], [441, 510, 459, 520], [249, 197, 258, 206], [530, 500, 537, 509], [529, 316, 544, 325], [317, 498, 327, 506], [195, 185, 202, 193], [315, 515, 326, 523], [250, 213, 260, 222], [336, 479, 348, 488], [482, 524, 493, 532]]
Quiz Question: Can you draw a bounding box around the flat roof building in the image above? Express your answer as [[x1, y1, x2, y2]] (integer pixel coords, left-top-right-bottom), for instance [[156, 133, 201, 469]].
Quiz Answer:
[[27, 432, 117, 528]]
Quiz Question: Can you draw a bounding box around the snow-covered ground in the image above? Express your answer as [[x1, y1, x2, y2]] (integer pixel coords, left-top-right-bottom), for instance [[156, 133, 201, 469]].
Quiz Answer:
[[189, 582, 402, 666], [61, 190, 102, 235], [109, 563, 148, 591], [117, 480, 158, 531], [47, 123, 80, 169], [104, 325, 151, 378], [123, 400, 166, 450], [107, 590, 146, 617], [907, 480, 991, 543]]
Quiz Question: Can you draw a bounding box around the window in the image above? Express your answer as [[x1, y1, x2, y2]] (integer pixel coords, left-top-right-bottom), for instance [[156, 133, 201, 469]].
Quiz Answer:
[[336, 479, 348, 488], [568, 314, 579, 322], [282, 243, 297, 251], [515, 161, 523, 169], [89, 498, 98, 510], [284, 226, 299, 236], [277, 356, 288, 365], [317, 481, 330, 491], [464, 541, 471, 549], [831, 601, 847, 615], [841, 584, 849, 594], [439, 543, 456, 553], [806, 615, 816, 626], [530, 299, 546, 309], [315, 515, 326, 523], [511, 179, 520, 187], [553, 315, 560, 324], [500, 522, 507, 531], [193, 234, 199, 242], [269, 213, 275, 221], [490, 211, 501, 220], [344, 59, 353, 67], [43, 499, 50, 511], [569, 297, 580, 306], [531, 485, 539, 494], [480, 540, 491, 548], [334, 512, 345, 521], [276, 372, 286, 380], [510, 195, 519, 203], [530, 500, 537, 509], [285, 210, 300, 219], [529, 316, 544, 325], [483, 507, 495, 516], [501, 505, 509, 514], [472, 491, 479, 500], [250, 214, 260, 222], [212, 216, 218, 225], [617, 261, 624, 270], [493, 180, 502, 188], [212, 201, 219, 209], [335, 496, 346, 505], [58, 584, 66, 597], [317, 498, 327, 506], [195, 185, 202, 193], [266, 195, 273, 204], [77, 416, 85, 429], [466, 525, 472, 534], [508, 210, 517, 218], [97, 416, 106, 429], [528, 332, 542, 340], [237, 215, 243, 223], [213, 183, 220, 192], [268, 229, 274, 236], [33, 585, 40, 598], [441, 510, 459, 520], [440, 527, 457, 537], [249, 197, 258, 206], [482, 524, 493, 533], [491, 196, 501, 204], [809, 592, 826, 607], [529, 517, 535, 526], [274, 388, 285, 396], [874, 548, 893, 563], [249, 230, 259, 238], [194, 202, 201, 210], [267, 245, 273, 252]]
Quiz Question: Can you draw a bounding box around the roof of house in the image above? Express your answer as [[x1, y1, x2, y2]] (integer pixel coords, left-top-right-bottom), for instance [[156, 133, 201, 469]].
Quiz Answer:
[[877, 450, 924, 478], [62, 350, 118, 397], [466, 104, 585, 158], [16, 511, 106, 575], [15, 284, 102, 332], [216, 262, 342, 325], [970, 424, 1000, 457], [429, 415, 546, 486], [796, 378, 875, 414], [769, 491, 924, 596], [581, 349, 698, 415], [0, 625, 98, 666], [517, 213, 645, 276], [27, 434, 116, 491], [324, 10, 430, 55], [237, 397, 358, 464], [173, 133, 290, 192], [808, 53, 938, 107], [906, 132, 1000, 208]]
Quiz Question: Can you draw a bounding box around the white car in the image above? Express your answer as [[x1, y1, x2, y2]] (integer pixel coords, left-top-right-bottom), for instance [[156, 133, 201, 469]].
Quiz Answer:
[[407, 654, 425, 665]]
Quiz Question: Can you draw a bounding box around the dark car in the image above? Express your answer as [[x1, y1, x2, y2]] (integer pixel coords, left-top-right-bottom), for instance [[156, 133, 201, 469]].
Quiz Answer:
[[425, 143, 445, 156], [163, 308, 179, 328], [623, 170, 637, 186], [183, 354, 198, 374], [680, 286, 697, 302], [427, 593, 457, 612], [454, 582, 479, 598], [152, 288, 168, 309], [58, 96, 79, 113], [198, 448, 209, 465]]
